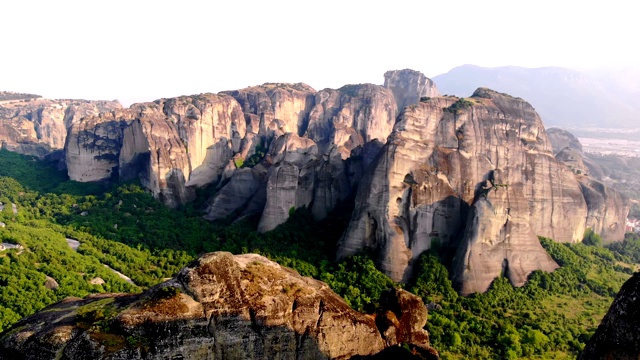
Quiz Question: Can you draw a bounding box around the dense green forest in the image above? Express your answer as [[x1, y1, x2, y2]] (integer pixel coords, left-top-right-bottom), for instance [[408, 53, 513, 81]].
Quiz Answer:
[[0, 148, 638, 359]]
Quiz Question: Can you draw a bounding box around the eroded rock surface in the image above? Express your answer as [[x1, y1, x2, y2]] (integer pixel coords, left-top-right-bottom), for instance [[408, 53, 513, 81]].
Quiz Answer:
[[338, 88, 625, 293], [0, 98, 121, 157], [222, 83, 316, 138], [305, 84, 397, 158], [546, 128, 628, 240], [452, 171, 559, 295], [65, 94, 246, 207], [579, 273, 640, 360], [384, 69, 441, 111], [0, 252, 438, 360]]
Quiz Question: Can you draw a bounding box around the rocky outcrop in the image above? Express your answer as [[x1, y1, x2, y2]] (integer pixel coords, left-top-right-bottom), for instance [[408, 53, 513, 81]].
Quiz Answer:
[[223, 83, 316, 138], [579, 177, 629, 242], [384, 69, 440, 111], [65, 94, 247, 207], [65, 111, 129, 182], [0, 98, 121, 157], [579, 273, 640, 360], [546, 127, 583, 155], [546, 128, 628, 240], [0, 252, 438, 360], [555, 147, 590, 176], [208, 82, 400, 230], [547, 127, 605, 178], [338, 88, 623, 293], [451, 171, 559, 295], [305, 84, 398, 158], [58, 72, 436, 215]]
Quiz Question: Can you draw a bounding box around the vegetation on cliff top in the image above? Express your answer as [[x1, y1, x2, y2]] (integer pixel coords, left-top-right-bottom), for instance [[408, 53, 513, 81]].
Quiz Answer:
[[0, 150, 638, 360]]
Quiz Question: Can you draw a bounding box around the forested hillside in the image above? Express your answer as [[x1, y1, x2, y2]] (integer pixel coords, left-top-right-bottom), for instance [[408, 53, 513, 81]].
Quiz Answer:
[[0, 149, 637, 359]]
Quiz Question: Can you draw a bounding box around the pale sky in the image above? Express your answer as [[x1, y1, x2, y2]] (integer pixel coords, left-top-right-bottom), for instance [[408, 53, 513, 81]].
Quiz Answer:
[[1, 0, 637, 106]]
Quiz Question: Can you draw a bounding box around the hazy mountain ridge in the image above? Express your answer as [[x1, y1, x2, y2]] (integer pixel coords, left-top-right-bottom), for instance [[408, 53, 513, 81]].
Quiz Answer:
[[433, 64, 640, 128]]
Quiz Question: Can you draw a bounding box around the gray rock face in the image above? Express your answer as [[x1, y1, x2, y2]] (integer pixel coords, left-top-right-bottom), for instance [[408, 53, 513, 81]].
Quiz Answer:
[[0, 252, 438, 360], [254, 133, 352, 232], [579, 273, 640, 360], [452, 171, 559, 295], [579, 177, 629, 243], [203, 168, 264, 221], [384, 69, 441, 111], [546, 127, 583, 154], [258, 162, 302, 233], [305, 84, 398, 158], [65, 94, 246, 207], [555, 147, 590, 176], [338, 88, 623, 293], [207, 82, 402, 230], [546, 128, 628, 240], [0, 98, 121, 157], [223, 83, 316, 138]]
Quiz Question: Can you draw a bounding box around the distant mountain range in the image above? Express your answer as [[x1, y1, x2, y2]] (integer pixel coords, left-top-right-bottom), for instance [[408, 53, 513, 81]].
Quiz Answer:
[[433, 65, 640, 128]]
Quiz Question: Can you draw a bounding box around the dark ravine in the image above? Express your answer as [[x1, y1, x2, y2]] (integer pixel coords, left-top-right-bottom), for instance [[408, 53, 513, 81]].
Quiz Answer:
[[0, 252, 439, 360]]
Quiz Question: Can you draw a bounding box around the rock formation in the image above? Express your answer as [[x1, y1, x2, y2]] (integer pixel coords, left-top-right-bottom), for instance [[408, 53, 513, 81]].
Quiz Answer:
[[204, 81, 403, 229], [222, 83, 316, 138], [451, 170, 559, 295], [337, 88, 627, 294], [0, 252, 438, 360], [61, 79, 400, 215], [0, 98, 121, 157], [305, 84, 397, 158], [579, 177, 628, 242], [547, 127, 604, 178], [2, 71, 628, 296], [546, 128, 628, 242], [384, 69, 441, 111], [579, 273, 640, 360], [64, 94, 247, 207]]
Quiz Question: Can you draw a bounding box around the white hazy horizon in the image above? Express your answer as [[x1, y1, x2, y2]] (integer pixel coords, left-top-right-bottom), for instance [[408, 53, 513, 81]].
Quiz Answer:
[[2, 0, 638, 107]]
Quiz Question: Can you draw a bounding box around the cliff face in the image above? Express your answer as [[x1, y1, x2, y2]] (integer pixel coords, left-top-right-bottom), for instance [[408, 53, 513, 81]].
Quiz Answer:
[[337, 88, 623, 294], [65, 95, 248, 207], [305, 84, 397, 158], [546, 127, 629, 242], [579, 273, 640, 360], [204, 81, 403, 229], [3, 71, 628, 295], [0, 98, 121, 157], [384, 69, 441, 111], [222, 83, 316, 138], [0, 252, 438, 360]]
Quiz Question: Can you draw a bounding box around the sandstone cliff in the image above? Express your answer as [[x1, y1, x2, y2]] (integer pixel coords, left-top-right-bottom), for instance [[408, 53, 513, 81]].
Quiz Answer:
[[57, 71, 435, 219], [546, 128, 628, 242], [204, 80, 404, 229], [0, 252, 438, 360], [337, 88, 625, 294], [65, 94, 247, 207], [0, 98, 121, 157], [305, 84, 397, 158], [579, 273, 640, 360], [384, 69, 441, 111], [222, 83, 316, 138]]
